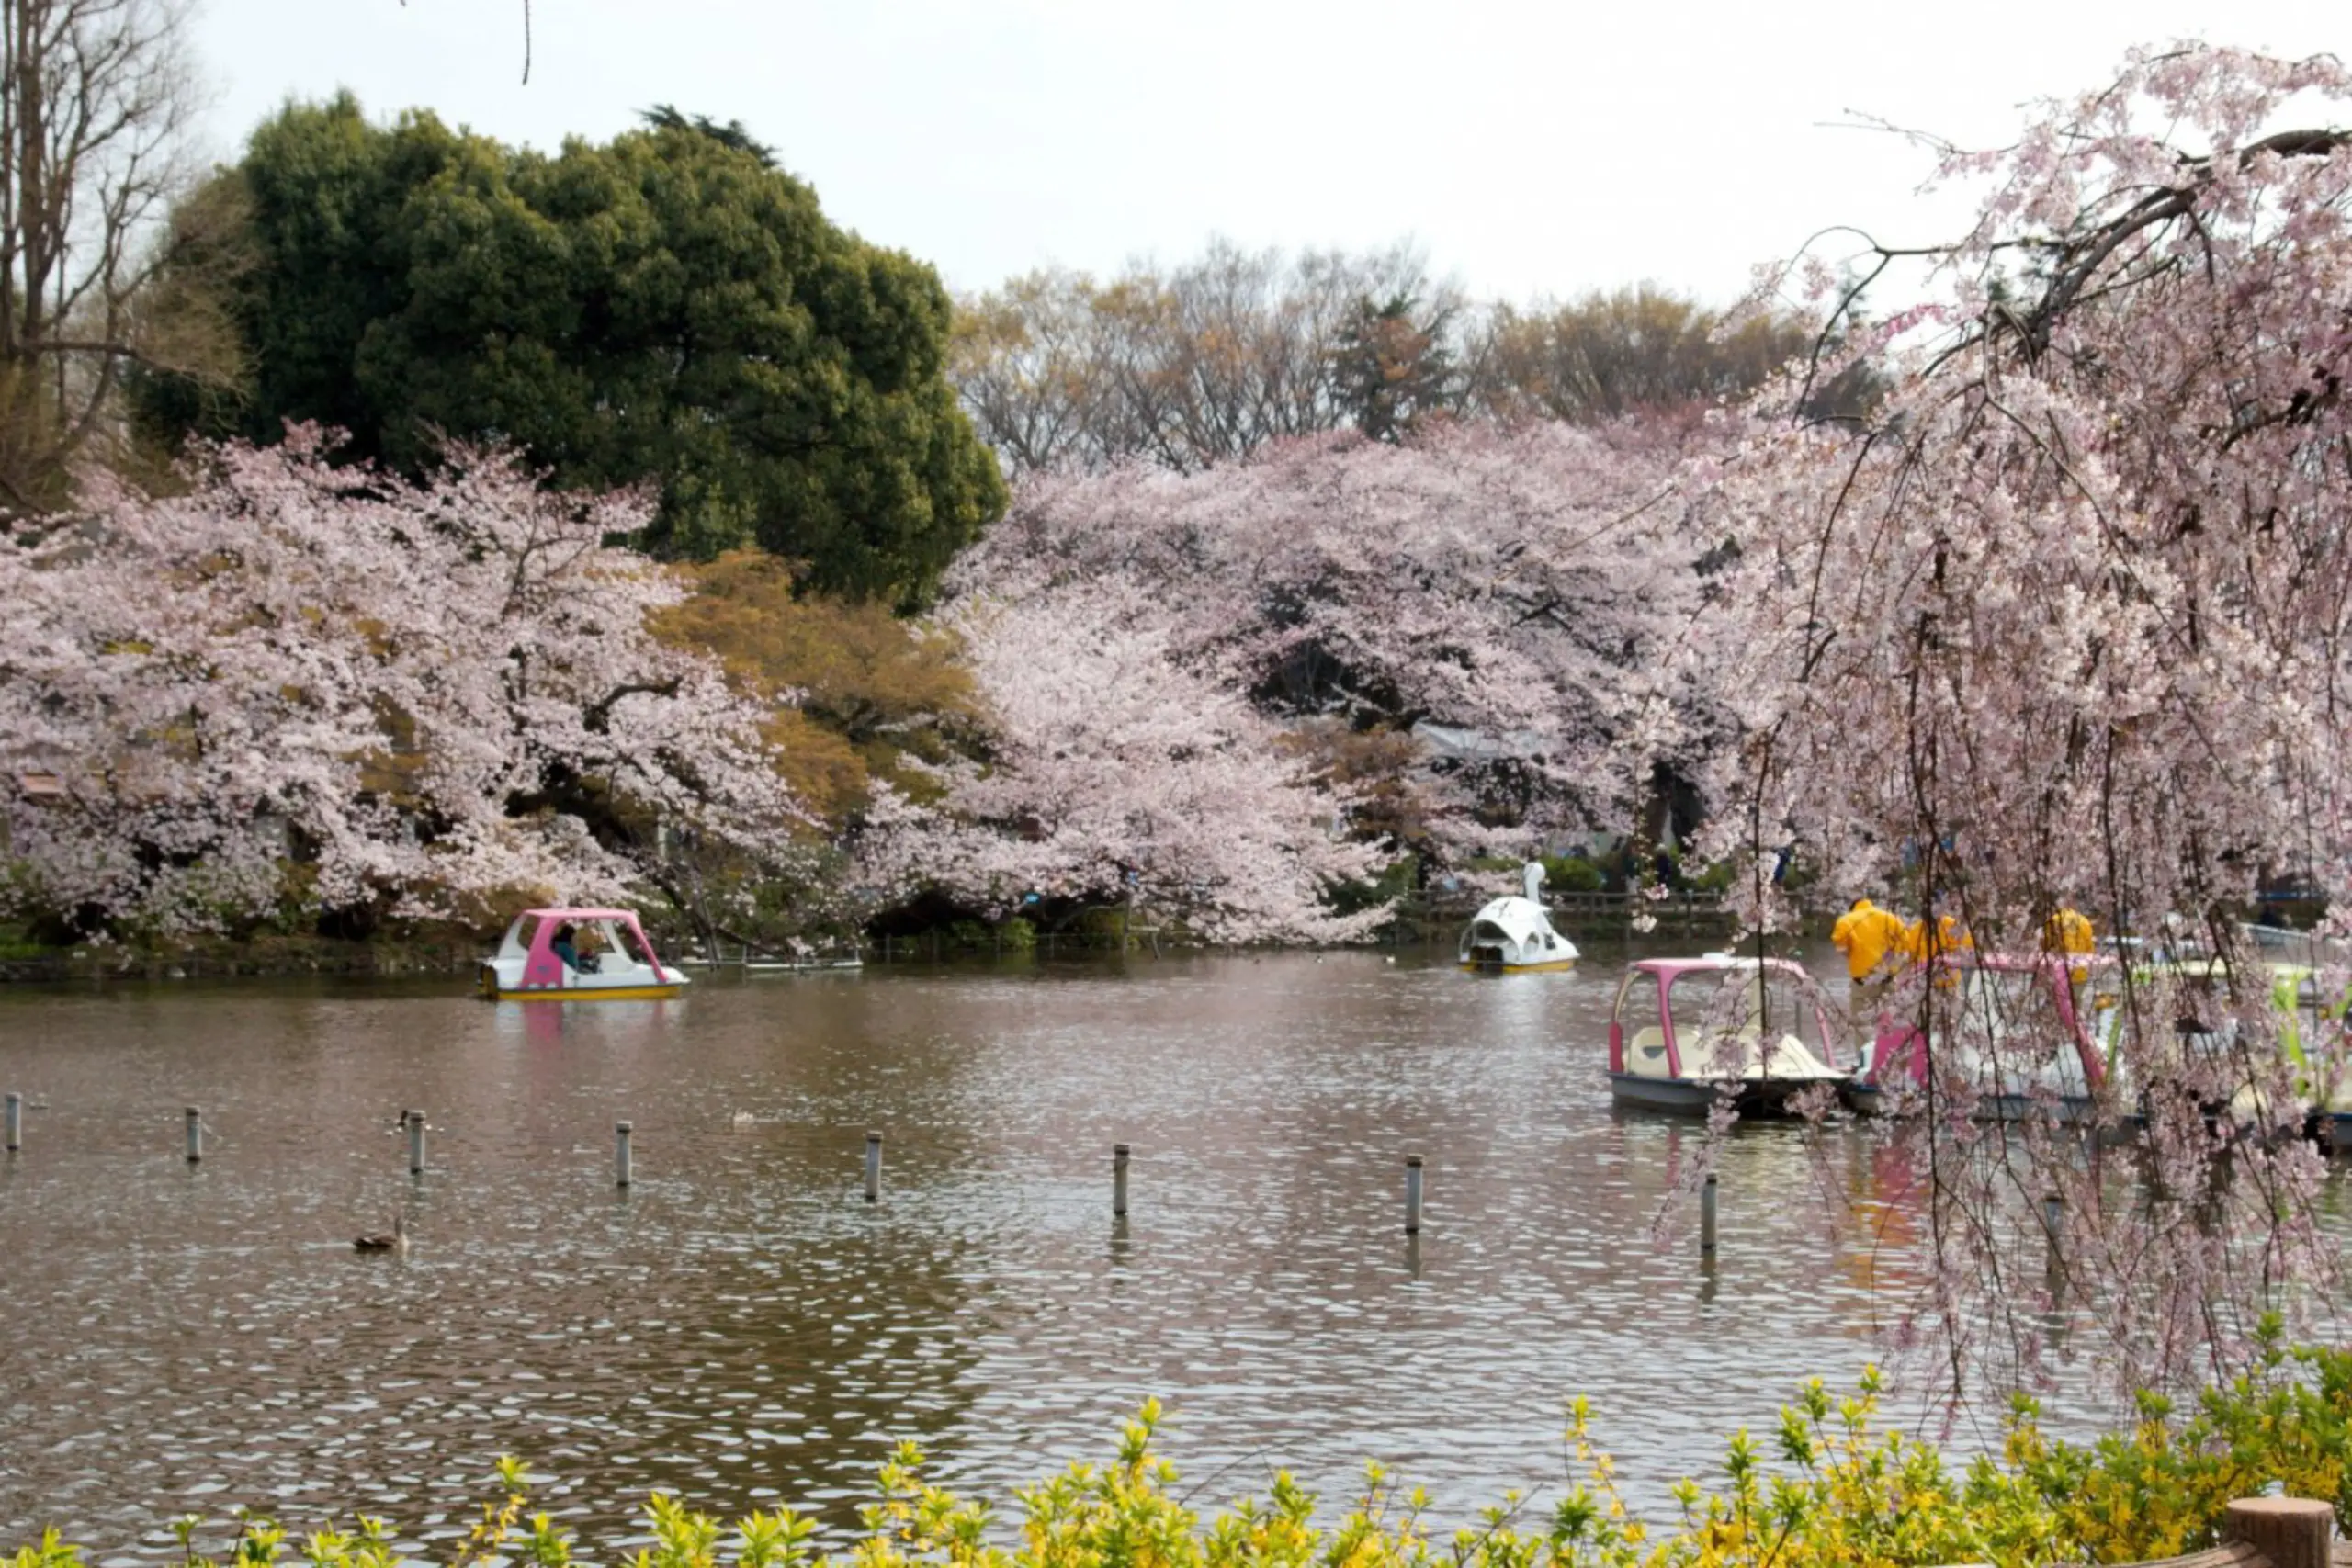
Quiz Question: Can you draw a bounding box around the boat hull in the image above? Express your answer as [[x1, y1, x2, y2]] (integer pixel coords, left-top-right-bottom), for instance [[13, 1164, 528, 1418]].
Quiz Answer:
[[1460, 957, 1578, 975], [2310, 1111, 2352, 1145], [1842, 1081, 2098, 1124], [477, 964, 684, 1002], [488, 984, 684, 1002], [1609, 1071, 1840, 1117]]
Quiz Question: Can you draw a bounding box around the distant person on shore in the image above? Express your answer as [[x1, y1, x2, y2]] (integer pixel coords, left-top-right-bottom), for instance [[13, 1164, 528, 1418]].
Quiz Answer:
[[1831, 897, 1908, 1042]]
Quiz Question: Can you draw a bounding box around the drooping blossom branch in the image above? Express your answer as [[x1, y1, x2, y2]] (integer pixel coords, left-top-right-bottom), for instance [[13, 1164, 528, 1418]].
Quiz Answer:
[[1681, 43, 2352, 1402]]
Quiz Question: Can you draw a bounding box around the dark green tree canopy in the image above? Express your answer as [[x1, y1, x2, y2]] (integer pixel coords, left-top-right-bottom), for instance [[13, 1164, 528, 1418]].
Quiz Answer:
[[132, 95, 1004, 605], [639, 104, 776, 165], [1330, 291, 1457, 443]]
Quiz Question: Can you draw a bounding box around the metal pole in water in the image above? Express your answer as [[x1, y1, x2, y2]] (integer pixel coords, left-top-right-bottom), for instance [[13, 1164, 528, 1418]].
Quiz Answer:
[[864, 1131, 884, 1202], [185, 1106, 202, 1164], [1113, 1143, 1130, 1217], [1701, 1173, 1719, 1252], [5, 1091, 19, 1154], [406, 1110, 426, 1176], [615, 1121, 633, 1188], [1404, 1154, 1425, 1235]]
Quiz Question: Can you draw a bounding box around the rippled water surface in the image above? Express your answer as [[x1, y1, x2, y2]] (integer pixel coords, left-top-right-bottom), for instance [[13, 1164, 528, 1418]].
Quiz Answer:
[[0, 951, 2094, 1552]]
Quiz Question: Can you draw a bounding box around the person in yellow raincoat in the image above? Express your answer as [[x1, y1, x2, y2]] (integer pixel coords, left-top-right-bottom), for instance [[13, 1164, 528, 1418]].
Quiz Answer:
[[1832, 897, 1910, 1044], [2044, 905, 2095, 984], [1905, 905, 1973, 969]]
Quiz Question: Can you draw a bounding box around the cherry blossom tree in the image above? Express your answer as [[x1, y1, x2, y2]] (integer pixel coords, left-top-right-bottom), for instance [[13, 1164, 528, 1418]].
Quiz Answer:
[[861, 578, 1391, 945], [0, 430, 802, 935], [1682, 44, 2352, 1400], [946, 417, 1729, 870]]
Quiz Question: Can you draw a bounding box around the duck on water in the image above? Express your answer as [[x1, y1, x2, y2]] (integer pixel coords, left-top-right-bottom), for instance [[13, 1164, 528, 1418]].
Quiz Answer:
[[354, 1214, 408, 1254]]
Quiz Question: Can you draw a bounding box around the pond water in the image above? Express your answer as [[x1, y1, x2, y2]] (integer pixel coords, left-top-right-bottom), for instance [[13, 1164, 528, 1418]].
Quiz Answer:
[[0, 950, 2088, 1555]]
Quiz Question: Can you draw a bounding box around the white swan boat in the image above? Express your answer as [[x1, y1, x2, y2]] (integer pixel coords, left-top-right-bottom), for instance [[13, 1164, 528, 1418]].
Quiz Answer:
[[1458, 863, 1580, 973]]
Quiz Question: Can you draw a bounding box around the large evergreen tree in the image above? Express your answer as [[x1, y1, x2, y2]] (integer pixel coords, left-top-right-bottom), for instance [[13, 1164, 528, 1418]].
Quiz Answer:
[[131, 95, 1004, 606]]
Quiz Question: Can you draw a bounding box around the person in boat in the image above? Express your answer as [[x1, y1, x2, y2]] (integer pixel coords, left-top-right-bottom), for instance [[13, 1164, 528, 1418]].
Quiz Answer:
[[1831, 897, 1909, 1038], [550, 923, 600, 975]]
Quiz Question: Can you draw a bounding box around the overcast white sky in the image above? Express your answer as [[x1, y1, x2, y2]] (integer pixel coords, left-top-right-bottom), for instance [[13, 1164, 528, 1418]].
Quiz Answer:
[[190, 2, 2345, 306]]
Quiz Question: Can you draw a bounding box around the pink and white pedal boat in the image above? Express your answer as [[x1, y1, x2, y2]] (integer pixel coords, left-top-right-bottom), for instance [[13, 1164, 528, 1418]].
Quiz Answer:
[[1606, 954, 1851, 1114], [477, 907, 691, 1001], [1845, 953, 2109, 1122]]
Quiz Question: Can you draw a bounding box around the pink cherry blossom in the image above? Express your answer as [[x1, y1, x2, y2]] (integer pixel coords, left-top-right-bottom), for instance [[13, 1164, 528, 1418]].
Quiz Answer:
[[0, 432, 804, 934], [937, 416, 1729, 874], [1684, 43, 2352, 1399]]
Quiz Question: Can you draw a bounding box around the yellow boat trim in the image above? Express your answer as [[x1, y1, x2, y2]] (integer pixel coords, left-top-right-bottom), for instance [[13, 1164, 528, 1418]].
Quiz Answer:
[[1459, 958, 1579, 974], [489, 984, 684, 1002]]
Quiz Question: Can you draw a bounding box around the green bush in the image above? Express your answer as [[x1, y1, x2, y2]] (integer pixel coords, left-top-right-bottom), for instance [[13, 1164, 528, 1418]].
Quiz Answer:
[[942, 919, 1037, 952], [1541, 855, 1608, 894], [1681, 857, 1741, 896], [17, 1347, 2352, 1568], [1329, 854, 1418, 918]]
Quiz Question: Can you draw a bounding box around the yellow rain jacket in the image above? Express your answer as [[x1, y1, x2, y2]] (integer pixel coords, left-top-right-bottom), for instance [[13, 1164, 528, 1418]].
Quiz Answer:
[[1831, 899, 1909, 980], [1905, 913, 1973, 963], [2044, 906, 2095, 983]]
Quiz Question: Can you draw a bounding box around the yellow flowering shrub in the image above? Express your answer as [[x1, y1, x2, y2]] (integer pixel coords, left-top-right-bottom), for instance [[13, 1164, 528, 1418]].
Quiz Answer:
[[2008, 1333, 2352, 1563], [17, 1348, 2352, 1568]]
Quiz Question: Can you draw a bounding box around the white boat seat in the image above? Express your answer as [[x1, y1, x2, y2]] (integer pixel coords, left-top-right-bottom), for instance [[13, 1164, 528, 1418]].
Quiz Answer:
[[1752, 1034, 1836, 1078], [1690, 1030, 1839, 1080], [1627, 1025, 1672, 1077]]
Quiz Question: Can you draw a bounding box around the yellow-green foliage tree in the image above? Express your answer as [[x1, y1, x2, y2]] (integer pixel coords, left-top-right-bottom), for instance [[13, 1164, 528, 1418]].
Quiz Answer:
[[650, 553, 982, 831]]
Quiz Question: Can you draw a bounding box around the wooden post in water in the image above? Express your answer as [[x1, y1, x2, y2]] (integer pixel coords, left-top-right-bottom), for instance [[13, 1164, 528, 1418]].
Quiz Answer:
[[2224, 1498, 2334, 1568], [864, 1131, 884, 1202], [5, 1091, 19, 1153], [406, 1110, 426, 1176], [615, 1121, 633, 1188], [1701, 1173, 1719, 1252], [1113, 1143, 1130, 1217], [1404, 1155, 1425, 1235], [184, 1106, 202, 1164]]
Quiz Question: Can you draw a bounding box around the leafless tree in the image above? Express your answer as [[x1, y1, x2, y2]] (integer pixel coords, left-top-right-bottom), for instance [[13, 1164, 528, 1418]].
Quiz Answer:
[[951, 239, 1464, 474], [952, 251, 1835, 476], [0, 0, 231, 513], [1459, 285, 1814, 424]]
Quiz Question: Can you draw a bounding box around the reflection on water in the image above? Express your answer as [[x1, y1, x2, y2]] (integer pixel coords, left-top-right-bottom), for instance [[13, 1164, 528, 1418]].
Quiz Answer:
[[0, 952, 2088, 1551]]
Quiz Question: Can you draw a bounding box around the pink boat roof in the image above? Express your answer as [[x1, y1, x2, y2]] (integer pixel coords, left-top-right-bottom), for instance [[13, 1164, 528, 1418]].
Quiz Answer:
[[517, 907, 648, 922]]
